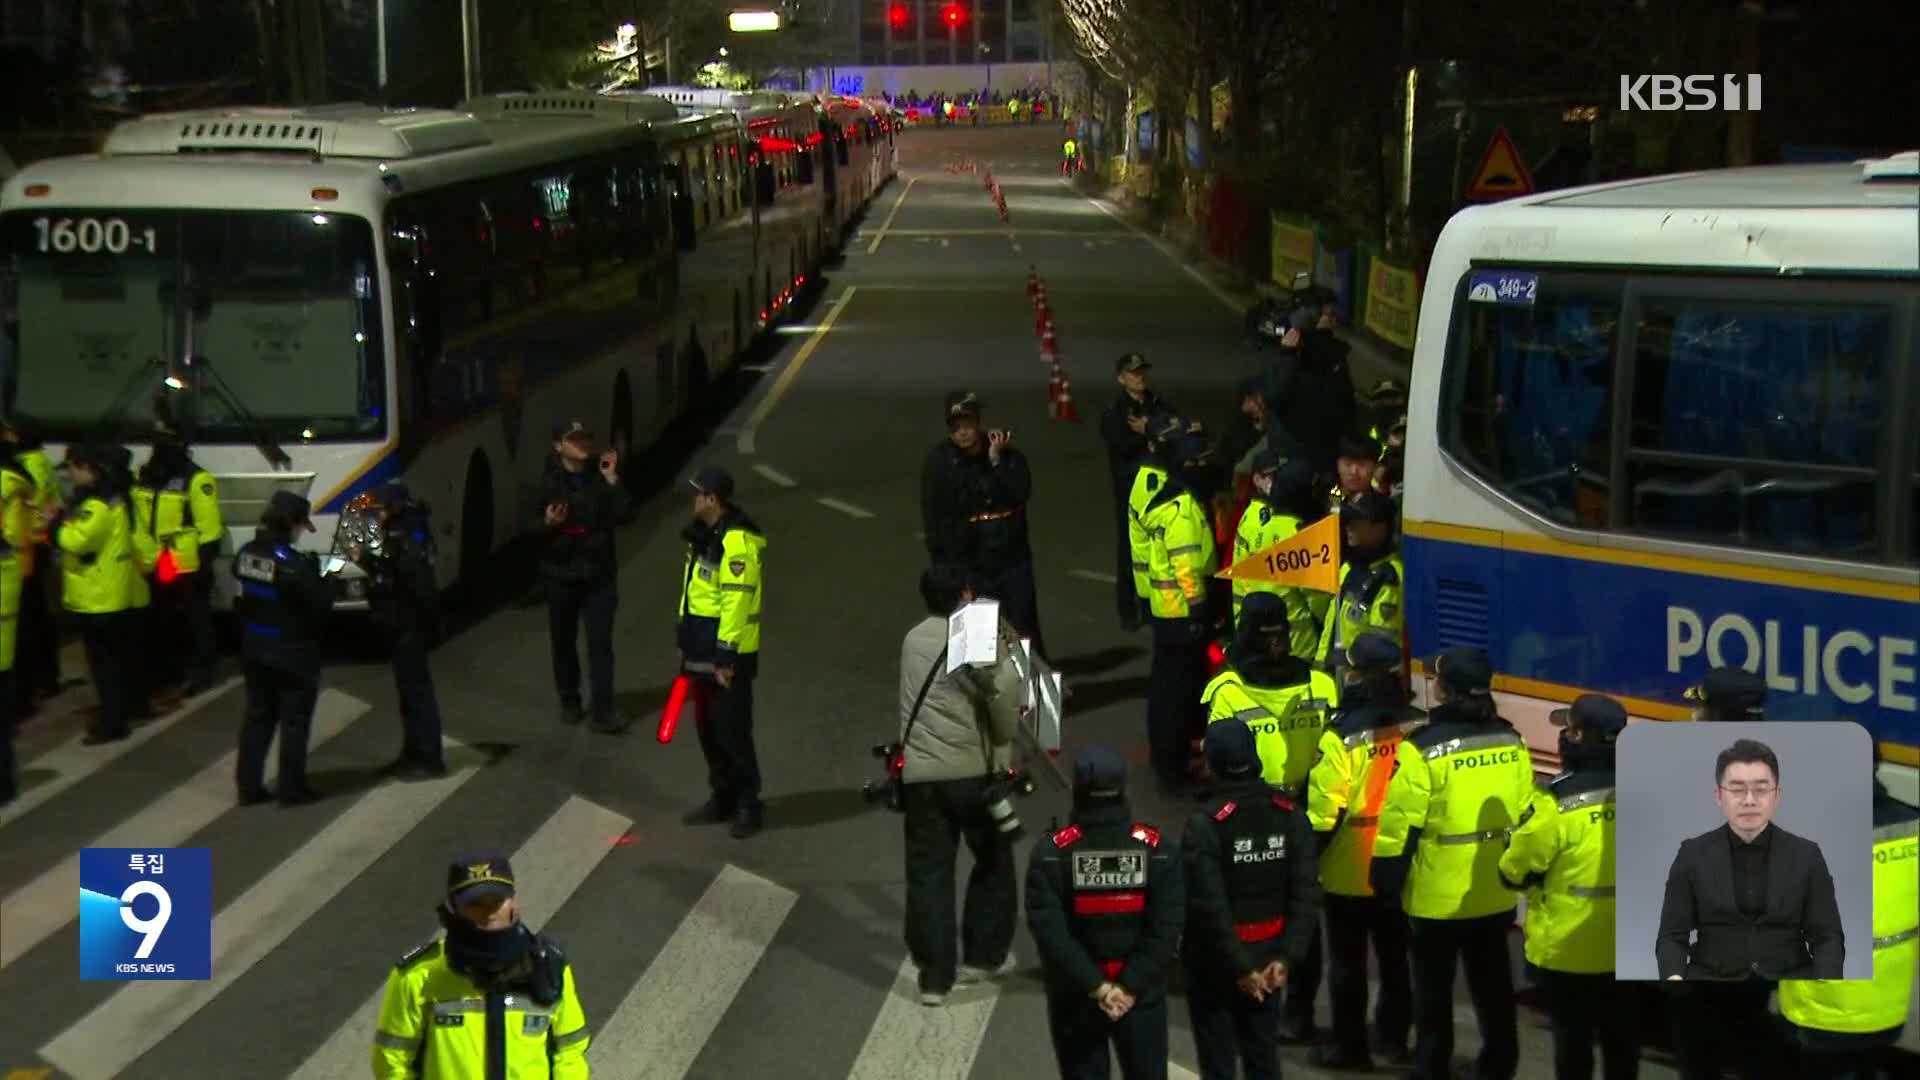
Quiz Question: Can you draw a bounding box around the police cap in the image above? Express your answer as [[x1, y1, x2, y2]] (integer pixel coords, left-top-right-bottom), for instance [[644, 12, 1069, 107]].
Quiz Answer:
[[1235, 375, 1264, 402], [551, 418, 593, 443], [267, 489, 315, 529], [1432, 645, 1493, 696], [1345, 632, 1403, 673], [1239, 592, 1291, 636], [1336, 432, 1383, 463], [1339, 490, 1397, 525], [687, 465, 734, 501], [1248, 447, 1285, 476], [1072, 743, 1127, 792], [1550, 694, 1628, 739], [1203, 720, 1261, 778], [1685, 667, 1766, 714], [446, 852, 516, 906], [1115, 353, 1151, 375], [944, 389, 983, 421]]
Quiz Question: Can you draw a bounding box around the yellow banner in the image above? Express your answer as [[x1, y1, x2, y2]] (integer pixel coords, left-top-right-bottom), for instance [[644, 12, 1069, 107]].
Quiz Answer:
[[1362, 255, 1419, 351], [1216, 514, 1341, 593], [1270, 218, 1315, 289]]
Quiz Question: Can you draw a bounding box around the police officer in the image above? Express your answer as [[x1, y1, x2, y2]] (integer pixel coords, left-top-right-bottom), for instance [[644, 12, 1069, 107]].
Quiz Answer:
[[1027, 744, 1183, 1080], [1230, 454, 1329, 660], [1777, 740, 1918, 1080], [1314, 491, 1404, 679], [54, 443, 147, 745], [1362, 380, 1409, 458], [1329, 433, 1383, 513], [1685, 666, 1768, 722], [1202, 592, 1340, 797], [1101, 355, 1175, 631], [921, 390, 1047, 660], [1499, 694, 1636, 1080], [231, 490, 333, 806], [350, 483, 446, 779], [1129, 417, 1219, 793], [1182, 721, 1321, 1080], [1373, 646, 1534, 1080], [0, 415, 60, 713], [372, 852, 591, 1080], [0, 437, 28, 806], [130, 419, 224, 694], [678, 465, 769, 839], [1304, 633, 1426, 1070]]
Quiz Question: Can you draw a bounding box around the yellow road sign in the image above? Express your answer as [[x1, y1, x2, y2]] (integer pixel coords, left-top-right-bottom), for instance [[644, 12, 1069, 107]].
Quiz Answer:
[[1216, 513, 1341, 593]]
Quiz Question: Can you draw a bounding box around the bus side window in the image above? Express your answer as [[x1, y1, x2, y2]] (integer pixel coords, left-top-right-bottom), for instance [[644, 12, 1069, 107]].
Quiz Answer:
[[1440, 279, 1619, 530], [1626, 297, 1887, 559], [836, 124, 850, 167], [384, 218, 440, 441], [1908, 416, 1919, 564], [669, 158, 697, 253]]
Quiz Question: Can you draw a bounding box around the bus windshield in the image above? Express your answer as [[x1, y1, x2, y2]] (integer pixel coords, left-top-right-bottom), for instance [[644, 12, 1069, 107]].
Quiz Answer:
[[0, 208, 386, 445]]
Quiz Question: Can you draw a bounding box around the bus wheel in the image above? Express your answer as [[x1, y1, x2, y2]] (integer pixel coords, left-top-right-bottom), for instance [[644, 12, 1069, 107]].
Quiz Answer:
[[456, 452, 495, 604]]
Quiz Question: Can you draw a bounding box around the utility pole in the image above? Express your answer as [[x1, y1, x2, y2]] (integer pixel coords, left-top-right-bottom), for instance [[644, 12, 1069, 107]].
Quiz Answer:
[[459, 0, 483, 101], [375, 0, 387, 97], [282, 0, 328, 104]]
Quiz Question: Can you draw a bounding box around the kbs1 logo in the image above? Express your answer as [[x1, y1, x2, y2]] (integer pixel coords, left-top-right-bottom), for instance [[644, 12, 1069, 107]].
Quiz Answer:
[[1618, 74, 1763, 112], [78, 848, 212, 980]]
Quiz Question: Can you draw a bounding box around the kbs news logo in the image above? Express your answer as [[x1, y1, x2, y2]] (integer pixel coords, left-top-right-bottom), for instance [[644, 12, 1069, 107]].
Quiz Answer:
[[1618, 74, 1763, 112]]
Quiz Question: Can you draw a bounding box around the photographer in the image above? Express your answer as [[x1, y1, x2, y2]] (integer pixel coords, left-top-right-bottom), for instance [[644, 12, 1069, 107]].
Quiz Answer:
[[898, 563, 1025, 1007]]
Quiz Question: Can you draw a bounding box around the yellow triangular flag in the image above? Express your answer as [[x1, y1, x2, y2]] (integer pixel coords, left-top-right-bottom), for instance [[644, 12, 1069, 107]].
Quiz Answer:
[[1215, 513, 1341, 593]]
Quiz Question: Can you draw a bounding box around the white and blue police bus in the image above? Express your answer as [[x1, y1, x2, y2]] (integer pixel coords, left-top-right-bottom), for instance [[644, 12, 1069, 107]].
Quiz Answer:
[[0, 90, 856, 612], [1400, 150, 1920, 801]]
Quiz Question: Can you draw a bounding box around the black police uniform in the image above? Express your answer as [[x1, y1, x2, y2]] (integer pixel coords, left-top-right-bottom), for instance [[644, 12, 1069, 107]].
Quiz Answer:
[[231, 491, 333, 805], [1027, 745, 1183, 1079], [1182, 722, 1322, 1080], [1099, 357, 1175, 630], [361, 484, 445, 776], [529, 420, 635, 727], [920, 390, 1047, 660]]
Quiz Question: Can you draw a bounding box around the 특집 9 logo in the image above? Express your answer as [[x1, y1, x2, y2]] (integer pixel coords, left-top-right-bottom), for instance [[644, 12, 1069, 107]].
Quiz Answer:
[[77, 847, 212, 980]]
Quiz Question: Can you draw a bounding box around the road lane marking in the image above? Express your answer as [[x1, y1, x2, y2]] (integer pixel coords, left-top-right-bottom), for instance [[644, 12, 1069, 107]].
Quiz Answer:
[[865, 176, 918, 253], [0, 689, 372, 970], [1086, 195, 1242, 313], [40, 748, 486, 1080], [751, 464, 798, 488], [286, 795, 633, 1080], [0, 675, 243, 831], [1067, 568, 1118, 585], [1171, 1063, 1201, 1080], [877, 228, 1134, 238], [849, 955, 1004, 1079], [816, 497, 876, 520], [589, 864, 797, 1079], [735, 286, 858, 456]]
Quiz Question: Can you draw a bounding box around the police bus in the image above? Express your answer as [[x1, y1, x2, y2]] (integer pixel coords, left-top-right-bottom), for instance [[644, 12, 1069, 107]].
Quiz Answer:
[[0, 90, 876, 611], [1400, 150, 1920, 801]]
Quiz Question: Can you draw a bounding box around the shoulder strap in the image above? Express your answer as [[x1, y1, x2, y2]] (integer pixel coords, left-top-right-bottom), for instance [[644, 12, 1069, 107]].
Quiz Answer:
[[900, 646, 949, 749]]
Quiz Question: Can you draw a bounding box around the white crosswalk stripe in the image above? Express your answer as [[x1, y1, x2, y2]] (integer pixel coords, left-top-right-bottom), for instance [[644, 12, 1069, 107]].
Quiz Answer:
[[0, 690, 1243, 1080]]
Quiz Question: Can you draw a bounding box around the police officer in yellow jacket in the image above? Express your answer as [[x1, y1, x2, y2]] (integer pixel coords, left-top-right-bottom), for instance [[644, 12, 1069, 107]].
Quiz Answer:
[[1027, 744, 1184, 1080], [131, 420, 224, 694], [1129, 418, 1219, 793], [677, 466, 769, 839], [1778, 741, 1919, 1080], [1328, 434, 1381, 513], [0, 440, 28, 806], [1230, 453, 1329, 658], [1203, 592, 1340, 798], [0, 415, 61, 711], [373, 852, 590, 1080], [1498, 694, 1637, 1080], [54, 443, 150, 745], [1315, 491, 1403, 677], [1304, 633, 1425, 1070], [1373, 647, 1533, 1080]]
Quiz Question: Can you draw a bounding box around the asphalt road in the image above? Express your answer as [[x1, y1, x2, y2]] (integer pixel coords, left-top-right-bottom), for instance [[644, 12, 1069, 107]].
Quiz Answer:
[[0, 124, 1686, 1080]]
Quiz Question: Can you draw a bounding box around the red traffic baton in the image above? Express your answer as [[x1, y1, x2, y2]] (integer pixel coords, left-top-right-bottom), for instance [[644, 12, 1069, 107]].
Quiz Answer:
[[657, 674, 692, 743]]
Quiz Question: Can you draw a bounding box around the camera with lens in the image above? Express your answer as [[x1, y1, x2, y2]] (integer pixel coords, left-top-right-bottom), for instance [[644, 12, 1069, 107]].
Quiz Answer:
[[862, 742, 907, 812], [982, 768, 1036, 841]]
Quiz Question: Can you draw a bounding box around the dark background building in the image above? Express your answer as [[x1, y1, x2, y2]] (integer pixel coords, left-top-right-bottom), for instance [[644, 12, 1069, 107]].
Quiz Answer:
[[854, 0, 1048, 66]]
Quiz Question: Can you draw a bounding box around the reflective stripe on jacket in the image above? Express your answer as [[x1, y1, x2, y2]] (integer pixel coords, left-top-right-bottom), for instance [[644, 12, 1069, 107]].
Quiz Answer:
[[1778, 816, 1919, 1035], [371, 938, 590, 1080]]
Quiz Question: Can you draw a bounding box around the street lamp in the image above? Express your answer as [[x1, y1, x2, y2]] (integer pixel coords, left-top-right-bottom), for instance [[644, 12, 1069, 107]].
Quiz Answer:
[[728, 10, 782, 32]]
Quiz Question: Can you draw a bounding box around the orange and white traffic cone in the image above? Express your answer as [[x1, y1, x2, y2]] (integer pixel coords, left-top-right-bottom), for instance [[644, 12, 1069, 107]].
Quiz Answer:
[[1035, 303, 1050, 336], [1025, 266, 1039, 298], [1034, 282, 1047, 307], [1046, 361, 1063, 409], [1040, 326, 1059, 361], [1055, 368, 1081, 422]]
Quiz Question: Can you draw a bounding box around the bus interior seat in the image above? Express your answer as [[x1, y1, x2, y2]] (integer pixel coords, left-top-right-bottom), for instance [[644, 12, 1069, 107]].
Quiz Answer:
[[1633, 469, 1741, 541]]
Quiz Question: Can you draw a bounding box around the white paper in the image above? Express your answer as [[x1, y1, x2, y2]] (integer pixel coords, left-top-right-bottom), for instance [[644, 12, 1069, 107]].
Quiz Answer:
[[946, 599, 1001, 672]]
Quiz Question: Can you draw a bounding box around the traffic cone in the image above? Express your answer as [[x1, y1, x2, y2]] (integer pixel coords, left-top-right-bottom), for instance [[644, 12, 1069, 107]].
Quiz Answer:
[[1034, 281, 1047, 307], [1025, 266, 1038, 298], [1040, 326, 1059, 360], [1055, 368, 1081, 422], [1046, 361, 1063, 407], [1035, 302, 1050, 335]]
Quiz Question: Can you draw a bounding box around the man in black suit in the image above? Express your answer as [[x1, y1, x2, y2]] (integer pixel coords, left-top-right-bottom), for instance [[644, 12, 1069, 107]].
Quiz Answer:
[[1656, 737, 1846, 1079]]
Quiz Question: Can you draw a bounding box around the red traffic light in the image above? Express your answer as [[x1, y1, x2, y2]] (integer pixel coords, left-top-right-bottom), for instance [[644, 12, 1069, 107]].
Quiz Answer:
[[943, 4, 965, 26], [888, 3, 908, 29]]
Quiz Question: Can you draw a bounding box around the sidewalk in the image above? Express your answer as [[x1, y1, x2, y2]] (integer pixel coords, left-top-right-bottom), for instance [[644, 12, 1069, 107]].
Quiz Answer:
[[1080, 175, 1412, 395]]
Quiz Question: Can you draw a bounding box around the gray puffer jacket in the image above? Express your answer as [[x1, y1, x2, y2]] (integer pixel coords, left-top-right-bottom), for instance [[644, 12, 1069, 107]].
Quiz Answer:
[[897, 614, 1024, 783]]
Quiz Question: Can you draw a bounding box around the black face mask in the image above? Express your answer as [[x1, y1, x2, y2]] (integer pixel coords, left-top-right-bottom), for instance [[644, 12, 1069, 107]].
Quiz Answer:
[[439, 906, 533, 978]]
